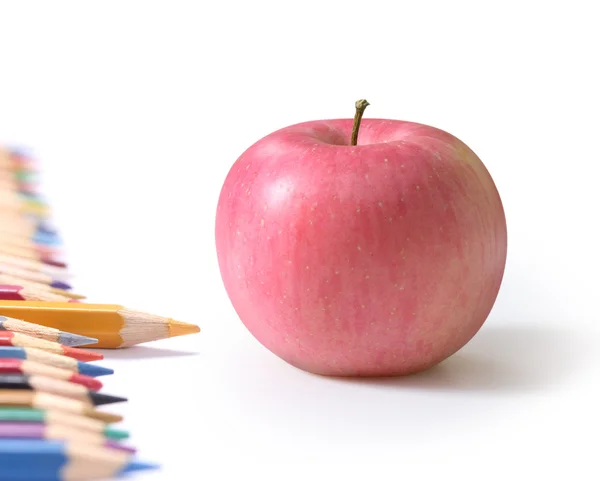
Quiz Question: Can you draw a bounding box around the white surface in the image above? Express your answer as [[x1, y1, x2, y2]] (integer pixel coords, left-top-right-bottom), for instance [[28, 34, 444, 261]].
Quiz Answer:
[[0, 1, 599, 479]]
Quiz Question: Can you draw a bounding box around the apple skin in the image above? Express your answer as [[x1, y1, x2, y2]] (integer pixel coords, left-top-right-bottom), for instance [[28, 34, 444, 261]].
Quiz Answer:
[[215, 118, 507, 376]]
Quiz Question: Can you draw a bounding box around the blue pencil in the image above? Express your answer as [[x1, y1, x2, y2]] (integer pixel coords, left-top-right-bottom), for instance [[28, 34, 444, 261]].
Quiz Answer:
[[32, 231, 62, 247], [0, 347, 113, 377], [0, 439, 158, 480]]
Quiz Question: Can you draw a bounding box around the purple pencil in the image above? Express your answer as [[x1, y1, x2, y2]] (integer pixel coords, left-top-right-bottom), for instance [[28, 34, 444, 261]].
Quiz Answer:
[[0, 422, 136, 453]]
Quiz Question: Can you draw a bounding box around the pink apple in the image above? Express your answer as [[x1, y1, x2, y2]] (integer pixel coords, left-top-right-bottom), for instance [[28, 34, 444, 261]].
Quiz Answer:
[[215, 102, 507, 376]]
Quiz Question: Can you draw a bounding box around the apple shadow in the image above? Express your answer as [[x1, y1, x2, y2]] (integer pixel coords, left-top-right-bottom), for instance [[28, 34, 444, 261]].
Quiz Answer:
[[97, 346, 199, 360], [330, 323, 592, 393]]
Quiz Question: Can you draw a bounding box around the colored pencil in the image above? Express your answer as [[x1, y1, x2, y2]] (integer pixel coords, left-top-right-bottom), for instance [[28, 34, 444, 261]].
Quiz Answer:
[[0, 301, 201, 348], [1, 200, 51, 218], [0, 440, 156, 479], [0, 274, 84, 300], [0, 408, 128, 439], [14, 183, 38, 196], [0, 254, 70, 280], [0, 332, 103, 362], [0, 315, 95, 346], [0, 359, 102, 391], [0, 218, 39, 238], [15, 171, 39, 184], [0, 196, 49, 214], [0, 264, 70, 289], [0, 242, 49, 261], [0, 245, 68, 271], [4, 230, 60, 248], [0, 284, 74, 302], [0, 229, 58, 248], [0, 391, 123, 423], [0, 239, 63, 260], [0, 348, 113, 377], [0, 284, 73, 302], [0, 251, 69, 274], [0, 423, 136, 453], [40, 258, 68, 269], [0, 375, 126, 406], [33, 232, 61, 248]]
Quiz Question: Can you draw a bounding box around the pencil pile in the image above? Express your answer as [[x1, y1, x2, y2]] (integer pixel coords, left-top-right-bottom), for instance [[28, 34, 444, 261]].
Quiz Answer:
[[0, 147, 201, 479]]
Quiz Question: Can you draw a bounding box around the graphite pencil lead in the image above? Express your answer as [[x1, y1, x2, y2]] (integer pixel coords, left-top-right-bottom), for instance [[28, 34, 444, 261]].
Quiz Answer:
[[0, 391, 123, 423], [0, 374, 110, 404], [57, 332, 97, 347], [88, 392, 128, 406]]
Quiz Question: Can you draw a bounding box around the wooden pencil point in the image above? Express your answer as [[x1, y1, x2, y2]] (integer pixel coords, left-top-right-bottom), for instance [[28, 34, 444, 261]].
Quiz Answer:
[[0, 301, 201, 348]]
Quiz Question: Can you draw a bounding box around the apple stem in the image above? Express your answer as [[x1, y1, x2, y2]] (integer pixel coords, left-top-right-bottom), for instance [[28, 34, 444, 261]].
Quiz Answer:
[[350, 99, 370, 146]]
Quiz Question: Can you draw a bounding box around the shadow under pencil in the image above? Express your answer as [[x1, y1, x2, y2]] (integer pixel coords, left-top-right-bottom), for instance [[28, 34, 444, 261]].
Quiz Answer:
[[98, 345, 199, 360]]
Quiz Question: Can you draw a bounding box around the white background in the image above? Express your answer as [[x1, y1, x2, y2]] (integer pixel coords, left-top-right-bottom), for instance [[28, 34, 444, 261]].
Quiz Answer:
[[0, 1, 599, 480]]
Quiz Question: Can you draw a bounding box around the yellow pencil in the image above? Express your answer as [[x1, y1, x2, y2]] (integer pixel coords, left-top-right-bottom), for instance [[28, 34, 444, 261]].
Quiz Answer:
[[0, 301, 200, 348]]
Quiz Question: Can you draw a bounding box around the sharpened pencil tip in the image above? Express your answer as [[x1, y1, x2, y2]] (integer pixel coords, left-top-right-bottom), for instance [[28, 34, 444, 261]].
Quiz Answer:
[[50, 280, 71, 290], [121, 461, 160, 474], [89, 392, 128, 406], [63, 345, 104, 362], [57, 332, 98, 347], [70, 373, 103, 391], [104, 427, 130, 440], [78, 363, 114, 377], [105, 440, 137, 453], [82, 407, 123, 423], [168, 319, 200, 338], [42, 259, 68, 268]]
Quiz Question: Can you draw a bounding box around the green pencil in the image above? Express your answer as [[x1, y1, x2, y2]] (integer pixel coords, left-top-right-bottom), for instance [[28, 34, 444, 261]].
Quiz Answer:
[[0, 407, 129, 440]]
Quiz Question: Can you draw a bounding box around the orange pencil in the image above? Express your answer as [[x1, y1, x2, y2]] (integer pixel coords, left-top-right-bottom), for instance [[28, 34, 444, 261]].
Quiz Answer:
[[0, 301, 200, 348]]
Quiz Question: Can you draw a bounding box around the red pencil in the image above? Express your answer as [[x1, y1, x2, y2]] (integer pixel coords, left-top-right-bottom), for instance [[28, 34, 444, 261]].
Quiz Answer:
[[0, 285, 73, 302], [0, 332, 103, 362]]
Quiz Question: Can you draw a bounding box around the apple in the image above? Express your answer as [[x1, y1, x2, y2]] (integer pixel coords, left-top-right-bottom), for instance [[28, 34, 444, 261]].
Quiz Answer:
[[215, 100, 507, 376]]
